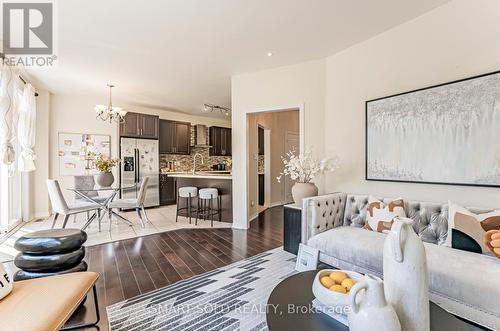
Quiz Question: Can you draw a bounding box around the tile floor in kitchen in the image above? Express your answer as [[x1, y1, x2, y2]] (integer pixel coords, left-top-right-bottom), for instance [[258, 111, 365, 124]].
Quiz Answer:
[[0, 205, 232, 263]]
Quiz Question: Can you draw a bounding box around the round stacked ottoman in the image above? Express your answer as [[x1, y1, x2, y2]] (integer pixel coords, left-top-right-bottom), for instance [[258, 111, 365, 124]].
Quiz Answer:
[[13, 229, 88, 281]]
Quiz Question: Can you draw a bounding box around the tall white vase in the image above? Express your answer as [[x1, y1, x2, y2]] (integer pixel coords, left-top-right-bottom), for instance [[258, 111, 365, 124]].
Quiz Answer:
[[383, 217, 430, 331]]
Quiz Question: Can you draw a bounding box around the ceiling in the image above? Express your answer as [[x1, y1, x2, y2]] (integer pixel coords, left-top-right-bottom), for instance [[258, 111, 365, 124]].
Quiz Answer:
[[28, 0, 449, 117]]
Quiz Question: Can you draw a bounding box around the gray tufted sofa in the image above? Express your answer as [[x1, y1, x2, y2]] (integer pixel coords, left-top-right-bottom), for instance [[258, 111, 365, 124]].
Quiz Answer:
[[302, 192, 500, 330]]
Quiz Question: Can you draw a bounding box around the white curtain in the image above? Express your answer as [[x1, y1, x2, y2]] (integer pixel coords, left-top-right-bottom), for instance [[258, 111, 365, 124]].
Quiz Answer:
[[17, 83, 36, 171], [0, 64, 16, 165]]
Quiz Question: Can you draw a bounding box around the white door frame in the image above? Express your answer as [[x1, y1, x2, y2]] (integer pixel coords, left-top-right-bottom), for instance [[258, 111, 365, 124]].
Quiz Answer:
[[254, 124, 272, 214], [263, 128, 271, 208], [243, 104, 305, 227]]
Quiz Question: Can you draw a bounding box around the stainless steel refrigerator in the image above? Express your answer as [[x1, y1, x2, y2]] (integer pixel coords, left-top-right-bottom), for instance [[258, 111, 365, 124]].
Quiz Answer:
[[120, 137, 160, 208]]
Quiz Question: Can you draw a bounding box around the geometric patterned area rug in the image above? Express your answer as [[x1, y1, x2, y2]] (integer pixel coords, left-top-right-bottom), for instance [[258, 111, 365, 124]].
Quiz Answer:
[[107, 247, 297, 331]]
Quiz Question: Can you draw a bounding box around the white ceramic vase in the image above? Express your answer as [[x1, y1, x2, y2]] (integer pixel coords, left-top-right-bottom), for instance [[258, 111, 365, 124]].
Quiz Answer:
[[291, 182, 318, 205], [0, 264, 12, 300], [383, 217, 430, 331], [96, 172, 114, 187], [348, 274, 401, 331]]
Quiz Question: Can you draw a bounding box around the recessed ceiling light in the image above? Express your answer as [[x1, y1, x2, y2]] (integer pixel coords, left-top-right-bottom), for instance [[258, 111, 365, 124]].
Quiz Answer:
[[267, 52, 273, 57]]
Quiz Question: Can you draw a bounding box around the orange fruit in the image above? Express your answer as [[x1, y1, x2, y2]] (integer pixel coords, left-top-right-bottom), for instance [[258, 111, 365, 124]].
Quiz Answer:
[[320, 276, 335, 288], [341, 278, 356, 291], [329, 284, 347, 294], [329, 271, 348, 284]]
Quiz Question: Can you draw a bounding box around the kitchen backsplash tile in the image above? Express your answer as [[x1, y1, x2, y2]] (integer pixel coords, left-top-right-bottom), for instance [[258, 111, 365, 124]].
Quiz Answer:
[[160, 146, 231, 172]]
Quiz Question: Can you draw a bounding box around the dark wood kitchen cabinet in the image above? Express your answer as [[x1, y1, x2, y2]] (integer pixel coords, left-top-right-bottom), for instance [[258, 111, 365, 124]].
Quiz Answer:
[[119, 112, 159, 139], [209, 126, 232, 156], [160, 174, 177, 205], [159, 119, 190, 154]]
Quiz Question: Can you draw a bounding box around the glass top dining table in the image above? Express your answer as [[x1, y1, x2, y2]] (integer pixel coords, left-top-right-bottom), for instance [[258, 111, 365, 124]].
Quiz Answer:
[[66, 183, 137, 231], [66, 183, 136, 192]]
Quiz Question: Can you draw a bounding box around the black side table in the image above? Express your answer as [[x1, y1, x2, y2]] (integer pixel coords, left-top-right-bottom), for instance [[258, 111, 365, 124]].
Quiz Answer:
[[283, 203, 302, 255], [267, 270, 475, 331]]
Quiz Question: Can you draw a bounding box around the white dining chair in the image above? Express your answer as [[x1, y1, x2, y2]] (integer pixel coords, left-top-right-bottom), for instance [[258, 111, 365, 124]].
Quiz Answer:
[[107, 177, 150, 230], [46, 179, 101, 229]]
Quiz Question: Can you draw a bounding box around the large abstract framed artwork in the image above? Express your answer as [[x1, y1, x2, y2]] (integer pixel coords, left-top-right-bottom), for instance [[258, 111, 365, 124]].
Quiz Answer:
[[366, 71, 500, 187]]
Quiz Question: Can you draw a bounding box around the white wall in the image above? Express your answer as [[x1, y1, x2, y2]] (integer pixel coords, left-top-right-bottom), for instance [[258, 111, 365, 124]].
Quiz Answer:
[[36, 94, 230, 215], [231, 59, 326, 228], [324, 0, 500, 207]]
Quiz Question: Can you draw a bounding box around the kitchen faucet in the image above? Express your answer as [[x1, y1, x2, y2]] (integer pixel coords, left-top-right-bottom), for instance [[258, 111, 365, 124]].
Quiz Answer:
[[192, 153, 204, 174]]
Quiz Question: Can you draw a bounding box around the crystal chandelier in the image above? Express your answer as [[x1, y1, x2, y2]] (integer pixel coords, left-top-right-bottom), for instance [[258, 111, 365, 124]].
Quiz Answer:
[[95, 84, 127, 123], [203, 103, 231, 116]]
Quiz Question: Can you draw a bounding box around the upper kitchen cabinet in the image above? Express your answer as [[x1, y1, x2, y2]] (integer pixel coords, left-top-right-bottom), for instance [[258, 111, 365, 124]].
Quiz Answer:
[[159, 119, 190, 155], [174, 121, 190, 154], [119, 112, 159, 139], [209, 126, 232, 156]]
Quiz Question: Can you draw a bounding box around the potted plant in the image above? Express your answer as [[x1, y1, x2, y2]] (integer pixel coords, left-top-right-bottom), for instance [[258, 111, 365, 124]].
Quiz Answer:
[[277, 148, 340, 205], [92, 153, 121, 187]]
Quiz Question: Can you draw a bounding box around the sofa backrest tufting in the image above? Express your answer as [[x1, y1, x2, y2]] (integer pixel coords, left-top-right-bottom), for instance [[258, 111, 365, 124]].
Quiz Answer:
[[343, 194, 449, 245], [303, 192, 493, 246]]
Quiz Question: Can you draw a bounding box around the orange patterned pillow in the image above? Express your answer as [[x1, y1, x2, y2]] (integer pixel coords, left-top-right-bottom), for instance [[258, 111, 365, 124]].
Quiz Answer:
[[364, 197, 406, 233]]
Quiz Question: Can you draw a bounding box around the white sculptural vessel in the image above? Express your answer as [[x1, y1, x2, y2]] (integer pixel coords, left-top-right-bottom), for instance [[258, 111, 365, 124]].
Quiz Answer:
[[384, 217, 430, 331], [348, 273, 401, 331]]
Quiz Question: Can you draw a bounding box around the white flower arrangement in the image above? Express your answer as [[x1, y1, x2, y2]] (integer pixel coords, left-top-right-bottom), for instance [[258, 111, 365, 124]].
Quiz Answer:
[[277, 148, 340, 183]]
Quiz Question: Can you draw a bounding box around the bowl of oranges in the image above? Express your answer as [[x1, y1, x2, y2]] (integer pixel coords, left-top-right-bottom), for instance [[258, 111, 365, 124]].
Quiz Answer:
[[312, 269, 364, 309]]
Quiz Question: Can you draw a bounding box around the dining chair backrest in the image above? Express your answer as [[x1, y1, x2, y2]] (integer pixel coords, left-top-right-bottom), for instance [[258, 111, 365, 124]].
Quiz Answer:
[[137, 177, 150, 205], [46, 179, 69, 214], [74, 175, 98, 200]]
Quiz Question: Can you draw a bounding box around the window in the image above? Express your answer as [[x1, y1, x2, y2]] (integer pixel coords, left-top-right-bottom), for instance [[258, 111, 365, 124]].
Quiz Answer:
[[0, 85, 25, 232], [0, 137, 23, 232]]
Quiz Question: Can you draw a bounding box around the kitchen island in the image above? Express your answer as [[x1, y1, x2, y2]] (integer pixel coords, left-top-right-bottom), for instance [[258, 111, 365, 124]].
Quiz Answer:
[[166, 172, 233, 223]]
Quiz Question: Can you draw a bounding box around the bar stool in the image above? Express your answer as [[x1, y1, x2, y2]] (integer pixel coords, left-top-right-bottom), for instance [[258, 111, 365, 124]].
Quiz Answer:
[[197, 188, 221, 227], [176, 187, 198, 224]]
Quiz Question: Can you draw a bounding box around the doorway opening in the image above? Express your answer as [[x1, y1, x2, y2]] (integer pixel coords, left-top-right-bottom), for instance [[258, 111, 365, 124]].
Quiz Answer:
[[247, 109, 300, 221]]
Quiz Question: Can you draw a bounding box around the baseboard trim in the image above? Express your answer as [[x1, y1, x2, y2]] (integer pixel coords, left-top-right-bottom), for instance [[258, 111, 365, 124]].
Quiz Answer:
[[269, 200, 293, 208], [33, 212, 51, 221], [248, 213, 259, 222]]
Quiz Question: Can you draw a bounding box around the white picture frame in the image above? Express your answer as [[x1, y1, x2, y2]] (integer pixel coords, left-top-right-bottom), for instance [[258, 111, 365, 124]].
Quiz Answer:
[[295, 243, 319, 272]]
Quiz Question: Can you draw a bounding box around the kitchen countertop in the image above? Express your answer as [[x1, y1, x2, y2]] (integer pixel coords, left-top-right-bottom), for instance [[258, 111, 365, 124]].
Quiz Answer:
[[162, 172, 232, 180]]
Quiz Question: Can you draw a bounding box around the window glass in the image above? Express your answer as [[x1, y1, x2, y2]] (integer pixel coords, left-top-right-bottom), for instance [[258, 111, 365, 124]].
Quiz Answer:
[[0, 85, 24, 232]]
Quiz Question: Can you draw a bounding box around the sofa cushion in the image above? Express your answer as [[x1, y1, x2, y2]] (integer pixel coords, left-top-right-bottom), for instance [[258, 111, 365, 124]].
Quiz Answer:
[[308, 227, 500, 329], [446, 201, 500, 253], [308, 227, 385, 275]]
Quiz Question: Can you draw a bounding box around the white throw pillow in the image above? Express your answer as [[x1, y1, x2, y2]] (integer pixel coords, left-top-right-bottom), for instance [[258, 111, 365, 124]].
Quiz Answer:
[[446, 201, 500, 253], [364, 196, 406, 233]]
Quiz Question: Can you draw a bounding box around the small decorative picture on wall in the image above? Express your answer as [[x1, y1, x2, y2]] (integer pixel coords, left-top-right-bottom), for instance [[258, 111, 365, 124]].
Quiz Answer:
[[295, 244, 319, 272]]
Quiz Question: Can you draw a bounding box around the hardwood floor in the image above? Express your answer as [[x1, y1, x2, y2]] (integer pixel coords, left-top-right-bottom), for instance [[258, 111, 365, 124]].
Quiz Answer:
[[61, 206, 282, 330]]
